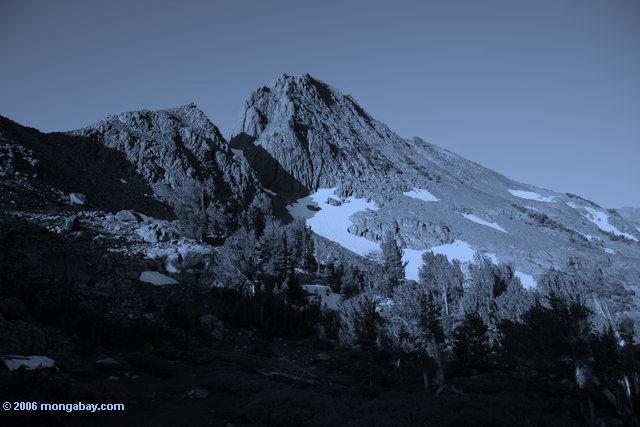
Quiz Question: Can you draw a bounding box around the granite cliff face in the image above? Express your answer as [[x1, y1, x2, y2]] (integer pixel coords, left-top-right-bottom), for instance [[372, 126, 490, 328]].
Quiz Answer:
[[235, 73, 421, 198]]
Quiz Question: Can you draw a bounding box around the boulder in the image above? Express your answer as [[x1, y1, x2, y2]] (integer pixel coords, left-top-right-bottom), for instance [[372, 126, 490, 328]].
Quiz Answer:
[[69, 193, 87, 205], [115, 210, 141, 222], [136, 223, 179, 243], [63, 215, 79, 232], [136, 224, 160, 243], [326, 197, 342, 206], [199, 314, 224, 340], [96, 357, 122, 371], [187, 388, 209, 399], [139, 271, 179, 286], [2, 355, 54, 371]]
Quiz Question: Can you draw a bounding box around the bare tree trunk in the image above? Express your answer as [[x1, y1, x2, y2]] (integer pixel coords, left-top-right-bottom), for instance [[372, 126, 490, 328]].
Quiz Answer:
[[444, 285, 449, 317], [368, 352, 374, 387], [422, 366, 429, 392], [431, 336, 446, 386], [260, 303, 264, 327]]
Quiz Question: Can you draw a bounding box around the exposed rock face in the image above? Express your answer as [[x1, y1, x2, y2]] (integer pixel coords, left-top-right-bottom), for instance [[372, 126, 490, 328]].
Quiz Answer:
[[115, 210, 141, 222], [72, 104, 270, 237], [235, 73, 415, 197], [136, 222, 180, 243], [69, 193, 87, 205], [139, 271, 180, 286]]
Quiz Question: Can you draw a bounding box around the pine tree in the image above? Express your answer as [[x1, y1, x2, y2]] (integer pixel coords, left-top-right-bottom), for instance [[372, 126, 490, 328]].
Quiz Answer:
[[255, 234, 273, 287], [326, 261, 344, 293], [284, 273, 305, 305], [274, 232, 291, 284], [339, 291, 385, 386], [453, 312, 491, 371], [381, 231, 405, 293], [301, 225, 316, 271], [290, 219, 317, 271], [342, 264, 365, 298], [387, 281, 447, 390], [418, 252, 464, 321]]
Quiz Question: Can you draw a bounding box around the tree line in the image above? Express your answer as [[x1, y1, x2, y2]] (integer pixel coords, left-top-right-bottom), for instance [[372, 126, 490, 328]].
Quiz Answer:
[[217, 221, 640, 423]]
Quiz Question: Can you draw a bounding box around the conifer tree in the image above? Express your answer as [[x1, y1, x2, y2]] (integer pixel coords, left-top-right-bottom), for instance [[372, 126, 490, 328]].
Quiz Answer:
[[453, 312, 491, 371], [381, 231, 405, 292]]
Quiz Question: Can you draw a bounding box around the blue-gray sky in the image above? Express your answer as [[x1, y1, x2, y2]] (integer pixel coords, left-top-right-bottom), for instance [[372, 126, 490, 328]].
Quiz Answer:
[[1, 0, 638, 207]]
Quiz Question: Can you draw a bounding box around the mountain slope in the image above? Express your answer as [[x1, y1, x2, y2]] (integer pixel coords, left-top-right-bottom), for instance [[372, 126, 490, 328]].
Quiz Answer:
[[620, 207, 640, 230], [0, 115, 175, 217], [1, 104, 271, 238], [233, 73, 640, 316], [71, 103, 270, 236]]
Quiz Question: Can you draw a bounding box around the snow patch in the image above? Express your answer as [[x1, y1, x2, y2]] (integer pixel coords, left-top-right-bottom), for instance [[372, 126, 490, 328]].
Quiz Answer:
[[139, 271, 179, 286], [403, 188, 439, 202], [402, 240, 497, 281], [402, 249, 429, 282], [287, 188, 380, 256], [302, 285, 342, 311], [567, 203, 638, 241], [604, 248, 615, 254], [515, 271, 537, 290], [462, 213, 507, 233], [2, 355, 55, 371], [264, 188, 277, 196], [508, 189, 554, 202], [430, 240, 482, 264]]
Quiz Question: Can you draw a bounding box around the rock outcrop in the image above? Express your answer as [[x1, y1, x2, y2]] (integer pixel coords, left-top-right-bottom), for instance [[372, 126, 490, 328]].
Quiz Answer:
[[71, 104, 270, 237]]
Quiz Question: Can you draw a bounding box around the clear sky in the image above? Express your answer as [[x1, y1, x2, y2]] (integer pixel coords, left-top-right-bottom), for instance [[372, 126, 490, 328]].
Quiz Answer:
[[1, 0, 638, 207]]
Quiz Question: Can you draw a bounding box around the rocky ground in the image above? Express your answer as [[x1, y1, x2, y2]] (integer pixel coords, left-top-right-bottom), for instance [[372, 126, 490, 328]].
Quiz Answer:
[[1, 332, 584, 427]]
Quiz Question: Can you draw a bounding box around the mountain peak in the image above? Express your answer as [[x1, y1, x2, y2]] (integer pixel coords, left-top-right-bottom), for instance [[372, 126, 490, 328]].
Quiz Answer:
[[77, 103, 223, 145], [233, 74, 418, 197]]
